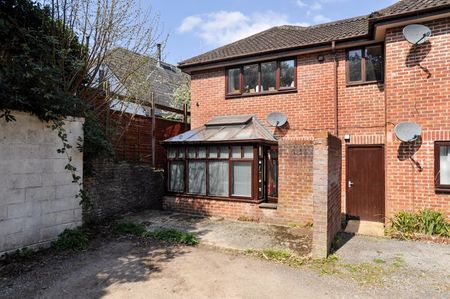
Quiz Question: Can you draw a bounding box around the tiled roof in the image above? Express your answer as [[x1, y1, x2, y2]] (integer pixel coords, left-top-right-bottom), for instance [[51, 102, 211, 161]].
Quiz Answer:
[[178, 0, 450, 68], [375, 0, 450, 17], [162, 115, 277, 144], [178, 16, 369, 67], [105, 47, 189, 107]]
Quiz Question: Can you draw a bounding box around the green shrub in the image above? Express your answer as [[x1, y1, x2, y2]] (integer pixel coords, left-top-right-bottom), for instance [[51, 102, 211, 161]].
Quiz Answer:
[[416, 209, 449, 237], [146, 229, 198, 246], [390, 211, 417, 237], [6, 247, 34, 260], [113, 222, 148, 237], [390, 209, 449, 238], [52, 228, 89, 251]]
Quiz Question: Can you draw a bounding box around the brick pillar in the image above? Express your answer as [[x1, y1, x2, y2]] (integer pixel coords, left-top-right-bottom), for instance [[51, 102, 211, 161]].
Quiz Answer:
[[312, 132, 342, 258]]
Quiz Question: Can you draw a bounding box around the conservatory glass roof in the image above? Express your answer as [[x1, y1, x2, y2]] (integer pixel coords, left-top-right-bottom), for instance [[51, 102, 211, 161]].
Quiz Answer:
[[161, 115, 277, 145]]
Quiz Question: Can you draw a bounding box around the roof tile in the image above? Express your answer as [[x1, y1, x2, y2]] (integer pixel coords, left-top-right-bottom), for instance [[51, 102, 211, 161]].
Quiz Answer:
[[178, 0, 450, 68]]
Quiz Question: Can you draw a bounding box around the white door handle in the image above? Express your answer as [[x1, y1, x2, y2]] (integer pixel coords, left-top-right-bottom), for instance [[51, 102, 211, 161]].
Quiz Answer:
[[348, 181, 354, 188]]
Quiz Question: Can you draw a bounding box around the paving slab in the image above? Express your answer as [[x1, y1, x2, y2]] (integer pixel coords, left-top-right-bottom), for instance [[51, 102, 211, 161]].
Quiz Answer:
[[123, 210, 312, 256]]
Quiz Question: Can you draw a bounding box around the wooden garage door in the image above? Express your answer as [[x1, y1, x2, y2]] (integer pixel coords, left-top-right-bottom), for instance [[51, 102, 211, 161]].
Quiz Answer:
[[346, 146, 385, 222]]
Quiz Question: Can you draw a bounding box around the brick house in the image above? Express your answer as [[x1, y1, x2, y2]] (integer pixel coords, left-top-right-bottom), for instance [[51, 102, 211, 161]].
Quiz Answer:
[[162, 0, 450, 227]]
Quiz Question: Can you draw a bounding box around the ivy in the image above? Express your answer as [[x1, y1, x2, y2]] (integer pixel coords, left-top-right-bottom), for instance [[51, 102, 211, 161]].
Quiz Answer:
[[0, 0, 113, 210], [51, 119, 92, 210]]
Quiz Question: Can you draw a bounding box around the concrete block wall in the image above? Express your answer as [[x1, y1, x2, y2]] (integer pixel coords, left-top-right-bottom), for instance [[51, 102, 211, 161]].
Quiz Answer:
[[84, 160, 164, 223], [0, 111, 84, 254]]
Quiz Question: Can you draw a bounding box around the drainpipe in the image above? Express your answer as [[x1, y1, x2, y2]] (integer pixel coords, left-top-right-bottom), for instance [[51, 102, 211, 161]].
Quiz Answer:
[[332, 41, 339, 137]]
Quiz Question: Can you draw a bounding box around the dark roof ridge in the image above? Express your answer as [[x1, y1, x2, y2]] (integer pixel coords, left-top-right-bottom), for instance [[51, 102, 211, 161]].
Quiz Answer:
[[307, 15, 369, 29], [276, 25, 308, 30]]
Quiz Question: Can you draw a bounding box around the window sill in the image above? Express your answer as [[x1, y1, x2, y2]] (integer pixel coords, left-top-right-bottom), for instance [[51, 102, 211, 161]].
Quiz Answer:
[[346, 81, 384, 87], [165, 193, 263, 204], [435, 187, 450, 194], [225, 89, 297, 99]]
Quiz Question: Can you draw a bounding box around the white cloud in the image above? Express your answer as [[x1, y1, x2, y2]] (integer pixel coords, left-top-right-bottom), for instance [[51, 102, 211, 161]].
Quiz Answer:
[[296, 0, 307, 7], [313, 14, 331, 23], [178, 16, 202, 33], [310, 2, 322, 10], [178, 11, 308, 47]]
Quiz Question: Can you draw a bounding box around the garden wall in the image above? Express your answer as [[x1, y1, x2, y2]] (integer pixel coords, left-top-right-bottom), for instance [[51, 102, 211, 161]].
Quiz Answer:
[[84, 160, 164, 223], [0, 111, 84, 254], [312, 133, 342, 258]]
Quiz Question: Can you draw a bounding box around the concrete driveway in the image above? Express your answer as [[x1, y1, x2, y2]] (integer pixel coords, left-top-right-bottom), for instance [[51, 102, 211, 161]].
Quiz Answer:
[[0, 211, 449, 299], [124, 210, 312, 256]]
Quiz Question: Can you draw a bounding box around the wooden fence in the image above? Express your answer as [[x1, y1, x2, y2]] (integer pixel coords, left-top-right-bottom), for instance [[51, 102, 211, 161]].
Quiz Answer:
[[93, 91, 190, 168]]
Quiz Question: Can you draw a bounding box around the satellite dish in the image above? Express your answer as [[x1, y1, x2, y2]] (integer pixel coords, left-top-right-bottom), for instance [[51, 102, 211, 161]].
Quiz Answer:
[[394, 122, 422, 142], [267, 112, 288, 127], [403, 24, 432, 45]]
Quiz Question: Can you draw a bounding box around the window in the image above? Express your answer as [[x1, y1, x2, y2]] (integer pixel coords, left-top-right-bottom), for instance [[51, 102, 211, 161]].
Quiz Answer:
[[188, 161, 206, 194], [435, 142, 450, 192], [280, 59, 295, 88], [227, 68, 241, 94], [243, 64, 259, 93], [261, 62, 277, 92], [232, 162, 252, 197], [226, 58, 296, 96], [268, 148, 278, 198], [208, 161, 229, 196], [365, 46, 383, 82], [347, 45, 383, 84], [166, 145, 278, 202], [169, 161, 184, 192]]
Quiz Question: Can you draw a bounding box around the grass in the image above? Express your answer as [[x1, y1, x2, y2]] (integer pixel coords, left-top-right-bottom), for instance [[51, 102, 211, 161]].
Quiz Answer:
[[309, 253, 341, 275], [373, 258, 386, 264], [245, 248, 308, 267], [113, 222, 148, 236], [392, 255, 406, 268], [3, 247, 35, 261], [113, 222, 198, 246], [246, 249, 406, 287], [145, 229, 198, 246], [51, 228, 89, 251]]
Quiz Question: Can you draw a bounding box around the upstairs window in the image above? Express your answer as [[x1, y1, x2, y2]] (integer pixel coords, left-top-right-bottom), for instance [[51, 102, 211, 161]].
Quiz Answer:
[[347, 45, 383, 84], [226, 58, 297, 97], [435, 142, 450, 192], [227, 68, 241, 94]]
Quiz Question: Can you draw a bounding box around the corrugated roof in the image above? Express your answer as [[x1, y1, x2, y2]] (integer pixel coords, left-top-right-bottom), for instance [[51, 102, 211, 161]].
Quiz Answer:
[[162, 115, 277, 144], [178, 0, 450, 68]]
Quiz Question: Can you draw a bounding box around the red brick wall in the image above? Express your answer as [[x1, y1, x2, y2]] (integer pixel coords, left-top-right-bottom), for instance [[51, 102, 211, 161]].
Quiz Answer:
[[190, 51, 385, 220], [163, 137, 316, 225], [190, 53, 337, 136], [385, 18, 450, 219], [182, 16, 450, 223], [312, 134, 342, 258]]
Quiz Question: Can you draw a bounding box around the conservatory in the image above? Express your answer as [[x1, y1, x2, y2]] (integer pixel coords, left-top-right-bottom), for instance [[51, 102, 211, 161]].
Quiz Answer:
[[161, 115, 279, 203]]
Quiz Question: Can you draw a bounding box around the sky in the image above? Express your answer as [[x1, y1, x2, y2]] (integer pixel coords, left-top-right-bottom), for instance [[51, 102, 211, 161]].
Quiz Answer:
[[149, 0, 399, 65]]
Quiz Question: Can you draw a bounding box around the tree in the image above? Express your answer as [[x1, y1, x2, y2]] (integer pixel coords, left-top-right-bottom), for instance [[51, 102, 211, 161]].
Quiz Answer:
[[40, 0, 166, 115]]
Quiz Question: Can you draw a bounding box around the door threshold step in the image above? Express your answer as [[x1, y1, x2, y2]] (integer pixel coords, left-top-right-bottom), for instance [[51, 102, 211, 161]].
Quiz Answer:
[[344, 220, 385, 237], [259, 203, 278, 209]]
